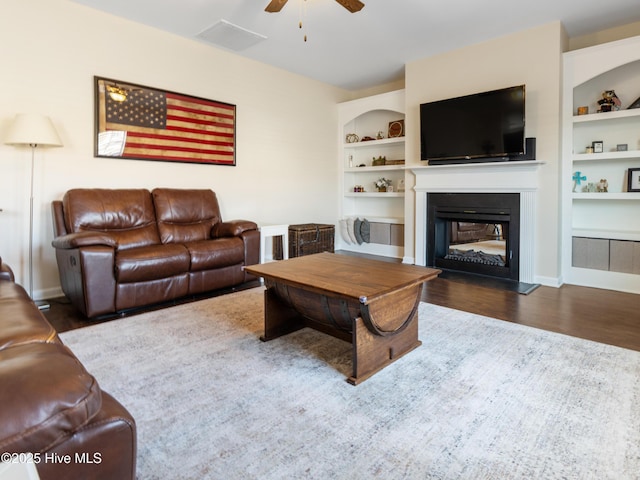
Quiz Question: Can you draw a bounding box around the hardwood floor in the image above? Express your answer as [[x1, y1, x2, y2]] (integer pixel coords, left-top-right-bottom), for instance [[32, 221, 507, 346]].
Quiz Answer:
[[43, 266, 640, 353], [421, 276, 640, 352], [43, 281, 262, 333]]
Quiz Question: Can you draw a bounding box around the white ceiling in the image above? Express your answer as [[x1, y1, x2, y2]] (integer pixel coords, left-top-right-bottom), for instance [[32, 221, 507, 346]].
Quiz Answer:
[[70, 0, 640, 91]]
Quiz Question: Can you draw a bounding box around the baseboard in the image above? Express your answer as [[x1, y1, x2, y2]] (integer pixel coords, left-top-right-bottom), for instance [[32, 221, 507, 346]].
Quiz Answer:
[[534, 275, 562, 288], [37, 286, 64, 301]]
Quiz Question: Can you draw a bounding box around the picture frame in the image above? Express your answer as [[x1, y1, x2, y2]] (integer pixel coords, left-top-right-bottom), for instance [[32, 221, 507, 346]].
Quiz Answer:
[[592, 141, 604, 153], [628, 96, 640, 110], [628, 168, 640, 192], [388, 119, 404, 138], [94, 76, 236, 166]]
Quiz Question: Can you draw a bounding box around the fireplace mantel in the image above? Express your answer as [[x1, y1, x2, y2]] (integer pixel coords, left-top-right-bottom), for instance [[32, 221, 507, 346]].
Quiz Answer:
[[412, 161, 544, 283], [411, 160, 543, 190]]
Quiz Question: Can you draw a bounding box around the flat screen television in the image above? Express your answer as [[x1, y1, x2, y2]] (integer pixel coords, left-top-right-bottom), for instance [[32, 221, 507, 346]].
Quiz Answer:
[[420, 85, 526, 165]]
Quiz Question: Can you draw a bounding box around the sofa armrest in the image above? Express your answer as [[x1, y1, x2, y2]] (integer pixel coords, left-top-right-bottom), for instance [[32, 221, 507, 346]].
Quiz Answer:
[[211, 220, 258, 239], [0, 342, 102, 454], [210, 220, 260, 280], [52, 232, 118, 250], [39, 392, 137, 480], [51, 200, 68, 237], [54, 246, 117, 318]]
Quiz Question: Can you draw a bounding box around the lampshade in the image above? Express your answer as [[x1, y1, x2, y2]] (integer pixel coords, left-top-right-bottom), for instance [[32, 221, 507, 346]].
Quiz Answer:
[[5, 113, 63, 147]]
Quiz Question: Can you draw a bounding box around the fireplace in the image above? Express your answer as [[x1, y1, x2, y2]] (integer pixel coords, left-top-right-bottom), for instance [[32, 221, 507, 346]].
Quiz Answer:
[[412, 161, 541, 285], [427, 193, 520, 280]]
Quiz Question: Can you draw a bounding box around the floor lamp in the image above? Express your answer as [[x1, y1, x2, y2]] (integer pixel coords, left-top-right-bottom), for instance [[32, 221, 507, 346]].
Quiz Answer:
[[5, 114, 63, 309]]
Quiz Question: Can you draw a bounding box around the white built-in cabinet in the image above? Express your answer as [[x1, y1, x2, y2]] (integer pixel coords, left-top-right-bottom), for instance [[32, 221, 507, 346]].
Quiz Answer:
[[338, 90, 406, 258], [562, 35, 640, 293]]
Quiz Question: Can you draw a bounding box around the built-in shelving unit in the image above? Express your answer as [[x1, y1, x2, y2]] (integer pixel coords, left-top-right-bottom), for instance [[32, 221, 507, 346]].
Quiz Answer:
[[562, 35, 640, 293], [338, 90, 406, 258]]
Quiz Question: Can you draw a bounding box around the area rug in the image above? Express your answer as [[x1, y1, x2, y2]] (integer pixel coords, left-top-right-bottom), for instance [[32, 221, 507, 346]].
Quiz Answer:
[[60, 288, 640, 479]]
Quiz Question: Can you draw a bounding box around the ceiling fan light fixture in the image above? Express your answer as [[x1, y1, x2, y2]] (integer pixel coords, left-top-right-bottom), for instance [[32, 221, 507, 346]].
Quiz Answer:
[[266, 0, 363, 41], [335, 0, 364, 13], [265, 0, 364, 13]]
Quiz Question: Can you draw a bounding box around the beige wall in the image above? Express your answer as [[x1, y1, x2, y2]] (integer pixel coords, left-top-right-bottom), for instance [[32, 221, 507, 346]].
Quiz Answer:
[[405, 22, 567, 284], [569, 20, 640, 51], [0, 0, 350, 298]]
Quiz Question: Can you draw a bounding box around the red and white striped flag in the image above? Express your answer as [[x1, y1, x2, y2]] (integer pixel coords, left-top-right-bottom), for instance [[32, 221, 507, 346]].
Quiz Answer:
[[97, 78, 235, 165]]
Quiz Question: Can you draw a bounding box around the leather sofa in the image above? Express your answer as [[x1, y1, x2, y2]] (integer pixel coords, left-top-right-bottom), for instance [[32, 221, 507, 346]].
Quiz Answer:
[[449, 222, 495, 244], [51, 188, 260, 319], [0, 258, 136, 480]]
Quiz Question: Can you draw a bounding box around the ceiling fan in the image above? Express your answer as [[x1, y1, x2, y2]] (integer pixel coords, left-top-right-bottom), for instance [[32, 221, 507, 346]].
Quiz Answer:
[[265, 0, 364, 13]]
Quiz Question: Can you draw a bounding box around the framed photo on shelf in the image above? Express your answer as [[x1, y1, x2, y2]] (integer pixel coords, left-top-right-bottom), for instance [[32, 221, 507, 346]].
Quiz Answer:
[[628, 168, 640, 192], [592, 140, 603, 153], [628, 96, 640, 110], [388, 119, 404, 138]]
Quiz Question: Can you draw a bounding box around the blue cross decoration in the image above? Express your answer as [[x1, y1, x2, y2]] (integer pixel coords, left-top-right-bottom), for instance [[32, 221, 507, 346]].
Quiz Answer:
[[572, 171, 586, 192]]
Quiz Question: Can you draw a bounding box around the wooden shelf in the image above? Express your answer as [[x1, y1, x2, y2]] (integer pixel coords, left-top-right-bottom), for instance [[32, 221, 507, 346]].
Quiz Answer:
[[573, 151, 640, 161], [573, 108, 640, 123], [572, 193, 640, 200], [343, 137, 405, 148], [345, 165, 405, 172], [346, 216, 404, 224], [345, 192, 405, 198], [573, 228, 640, 241]]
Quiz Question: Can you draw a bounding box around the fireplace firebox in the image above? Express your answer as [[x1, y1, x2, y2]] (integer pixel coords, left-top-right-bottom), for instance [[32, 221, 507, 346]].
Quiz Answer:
[[427, 193, 520, 280]]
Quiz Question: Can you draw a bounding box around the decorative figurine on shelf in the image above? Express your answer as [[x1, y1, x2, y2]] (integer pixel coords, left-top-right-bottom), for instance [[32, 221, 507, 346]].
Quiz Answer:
[[597, 178, 609, 193], [372, 156, 386, 166], [375, 178, 392, 192], [572, 171, 586, 192], [597, 90, 621, 112], [345, 133, 359, 143], [376, 131, 385, 140]]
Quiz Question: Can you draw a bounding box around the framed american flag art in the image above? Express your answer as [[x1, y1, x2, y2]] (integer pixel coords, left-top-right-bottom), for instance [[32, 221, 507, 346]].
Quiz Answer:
[[94, 77, 236, 166]]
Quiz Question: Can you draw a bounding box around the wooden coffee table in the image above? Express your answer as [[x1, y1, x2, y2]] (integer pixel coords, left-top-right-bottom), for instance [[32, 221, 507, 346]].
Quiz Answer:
[[244, 253, 440, 384]]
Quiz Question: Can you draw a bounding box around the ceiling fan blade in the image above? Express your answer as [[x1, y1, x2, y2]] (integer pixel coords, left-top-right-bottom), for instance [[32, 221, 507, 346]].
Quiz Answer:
[[265, 0, 288, 13], [335, 0, 364, 13]]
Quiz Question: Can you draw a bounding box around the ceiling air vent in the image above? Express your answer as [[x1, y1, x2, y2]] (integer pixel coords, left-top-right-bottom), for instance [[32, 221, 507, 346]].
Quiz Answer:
[[196, 19, 267, 51]]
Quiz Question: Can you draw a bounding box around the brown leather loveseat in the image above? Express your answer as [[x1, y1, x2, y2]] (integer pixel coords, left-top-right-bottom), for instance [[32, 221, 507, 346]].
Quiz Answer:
[[51, 188, 259, 318], [449, 222, 494, 244], [0, 259, 136, 479]]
